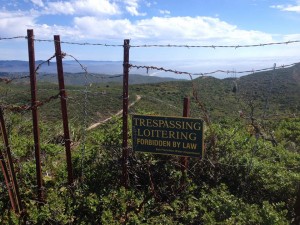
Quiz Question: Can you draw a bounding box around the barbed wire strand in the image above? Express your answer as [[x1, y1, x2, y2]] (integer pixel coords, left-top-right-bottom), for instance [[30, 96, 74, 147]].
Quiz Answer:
[[1, 93, 60, 112], [1, 54, 57, 84], [0, 36, 27, 40], [129, 62, 298, 77], [130, 40, 300, 48], [2, 36, 300, 49]]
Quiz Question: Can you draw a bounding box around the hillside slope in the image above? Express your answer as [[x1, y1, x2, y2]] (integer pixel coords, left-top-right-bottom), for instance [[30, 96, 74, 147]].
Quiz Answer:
[[0, 61, 300, 224], [0, 63, 299, 124], [131, 64, 300, 120]]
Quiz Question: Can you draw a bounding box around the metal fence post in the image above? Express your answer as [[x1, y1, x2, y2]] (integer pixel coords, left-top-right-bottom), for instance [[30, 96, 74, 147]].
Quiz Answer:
[[27, 29, 44, 203], [0, 108, 18, 212], [54, 35, 74, 185], [0, 107, 23, 212], [122, 39, 130, 188]]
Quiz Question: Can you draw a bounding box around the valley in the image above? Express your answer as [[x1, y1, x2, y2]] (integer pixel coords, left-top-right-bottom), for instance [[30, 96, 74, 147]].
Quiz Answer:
[[0, 62, 299, 224]]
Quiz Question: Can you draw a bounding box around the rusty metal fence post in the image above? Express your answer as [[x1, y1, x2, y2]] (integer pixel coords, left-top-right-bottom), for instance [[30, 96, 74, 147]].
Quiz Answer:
[[0, 108, 22, 213], [122, 39, 130, 188], [54, 35, 74, 185], [0, 108, 18, 212], [27, 29, 44, 203]]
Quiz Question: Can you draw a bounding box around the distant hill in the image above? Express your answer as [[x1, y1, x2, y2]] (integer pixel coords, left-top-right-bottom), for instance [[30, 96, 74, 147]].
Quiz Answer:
[[0, 60, 183, 78], [130, 63, 300, 120], [38, 73, 181, 85], [0, 60, 124, 74], [0, 59, 181, 85], [0, 61, 299, 122]]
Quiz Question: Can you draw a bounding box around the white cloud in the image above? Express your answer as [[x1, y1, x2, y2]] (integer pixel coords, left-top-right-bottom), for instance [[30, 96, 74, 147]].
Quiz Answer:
[[282, 33, 300, 40], [0, 8, 276, 46], [283, 5, 300, 12], [123, 0, 146, 16], [271, 2, 300, 13], [74, 17, 134, 39], [0, 10, 80, 39], [72, 16, 274, 45], [159, 10, 170, 15], [1, 8, 298, 62], [31, 0, 44, 7], [133, 17, 274, 44], [270, 5, 284, 10], [43, 0, 120, 16], [44, 2, 75, 15], [145, 1, 151, 7], [0, 11, 35, 36]]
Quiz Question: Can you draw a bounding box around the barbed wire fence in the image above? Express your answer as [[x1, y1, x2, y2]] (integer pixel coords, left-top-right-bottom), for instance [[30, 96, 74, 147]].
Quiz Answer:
[[0, 33, 300, 209], [1, 37, 299, 143], [2, 35, 300, 48]]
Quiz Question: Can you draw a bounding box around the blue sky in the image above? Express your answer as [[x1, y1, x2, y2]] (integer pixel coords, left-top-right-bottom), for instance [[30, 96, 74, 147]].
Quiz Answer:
[[1, 0, 300, 76]]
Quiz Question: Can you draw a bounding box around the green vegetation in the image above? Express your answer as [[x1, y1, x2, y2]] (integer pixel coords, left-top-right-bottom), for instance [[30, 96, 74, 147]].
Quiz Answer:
[[0, 64, 299, 224]]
